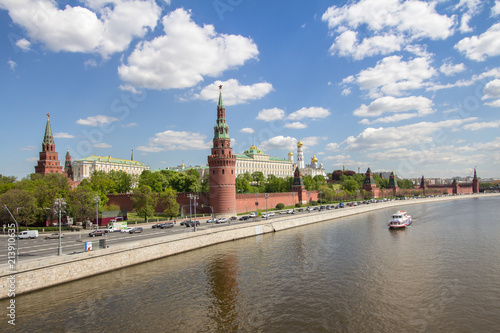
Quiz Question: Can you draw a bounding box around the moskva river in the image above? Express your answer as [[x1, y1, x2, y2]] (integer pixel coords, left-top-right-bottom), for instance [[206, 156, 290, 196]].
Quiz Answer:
[[3, 196, 500, 332]]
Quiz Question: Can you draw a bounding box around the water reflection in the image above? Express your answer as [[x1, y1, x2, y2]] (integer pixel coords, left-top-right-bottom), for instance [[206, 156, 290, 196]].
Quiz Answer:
[[205, 252, 240, 332]]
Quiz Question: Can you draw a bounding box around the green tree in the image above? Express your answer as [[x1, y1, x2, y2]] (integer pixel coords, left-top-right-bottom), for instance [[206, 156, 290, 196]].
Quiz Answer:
[[251, 171, 265, 185], [67, 186, 97, 223], [236, 174, 251, 193], [0, 175, 16, 195], [108, 170, 133, 193], [342, 179, 359, 193], [132, 185, 157, 221], [0, 189, 38, 226], [159, 188, 179, 219]]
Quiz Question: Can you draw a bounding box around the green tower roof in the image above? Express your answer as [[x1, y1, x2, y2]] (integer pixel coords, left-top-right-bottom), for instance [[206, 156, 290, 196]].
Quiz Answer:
[[43, 114, 54, 145]]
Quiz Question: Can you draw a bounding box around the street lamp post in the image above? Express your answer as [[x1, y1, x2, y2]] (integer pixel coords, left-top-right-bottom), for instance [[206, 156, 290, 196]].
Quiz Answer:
[[291, 192, 295, 210], [94, 196, 100, 231], [264, 193, 269, 220], [187, 194, 199, 231], [54, 198, 66, 256]]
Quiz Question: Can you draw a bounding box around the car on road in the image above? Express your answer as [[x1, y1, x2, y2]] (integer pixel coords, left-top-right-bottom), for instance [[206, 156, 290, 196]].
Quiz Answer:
[[129, 227, 143, 234], [249, 212, 257, 218], [121, 227, 134, 233], [185, 221, 200, 227], [306, 206, 313, 211], [152, 223, 163, 228], [89, 230, 105, 237], [230, 216, 237, 220], [206, 218, 216, 223], [286, 209, 295, 214], [216, 218, 227, 224], [45, 233, 64, 239], [339, 203, 345, 208], [239, 215, 249, 220], [180, 220, 191, 226], [161, 222, 174, 229]]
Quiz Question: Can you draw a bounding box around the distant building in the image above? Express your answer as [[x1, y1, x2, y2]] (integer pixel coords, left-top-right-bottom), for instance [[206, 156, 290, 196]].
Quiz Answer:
[[34, 114, 64, 175], [234, 143, 294, 178], [300, 155, 327, 178], [72, 153, 149, 182]]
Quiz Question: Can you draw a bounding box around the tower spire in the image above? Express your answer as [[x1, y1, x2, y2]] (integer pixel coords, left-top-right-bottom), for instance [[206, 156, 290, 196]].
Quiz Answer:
[[131, 149, 134, 161], [43, 113, 54, 145], [218, 84, 224, 108]]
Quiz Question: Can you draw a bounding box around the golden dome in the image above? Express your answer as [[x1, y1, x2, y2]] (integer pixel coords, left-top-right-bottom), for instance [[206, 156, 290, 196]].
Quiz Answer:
[[311, 155, 318, 163], [288, 151, 293, 156], [297, 139, 303, 148], [250, 143, 257, 150]]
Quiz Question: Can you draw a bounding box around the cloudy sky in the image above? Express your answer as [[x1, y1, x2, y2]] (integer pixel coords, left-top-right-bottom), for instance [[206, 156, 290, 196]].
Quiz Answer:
[[1, 0, 500, 180]]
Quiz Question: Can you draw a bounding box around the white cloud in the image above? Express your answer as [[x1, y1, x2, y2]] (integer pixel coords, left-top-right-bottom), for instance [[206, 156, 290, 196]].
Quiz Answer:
[[325, 143, 340, 151], [20, 145, 37, 151], [288, 107, 330, 121], [455, 23, 500, 61], [256, 108, 285, 122], [329, 30, 403, 60], [53, 132, 75, 139], [138, 130, 211, 152], [118, 8, 258, 90], [427, 67, 500, 92], [482, 78, 500, 107], [7, 60, 16, 71], [302, 136, 322, 147], [459, 13, 473, 33], [15, 38, 31, 51], [240, 128, 254, 134], [121, 123, 138, 128], [194, 79, 273, 106], [93, 142, 112, 148], [485, 99, 500, 107], [440, 61, 466, 76], [343, 118, 478, 151], [76, 115, 119, 127], [259, 136, 297, 151], [322, 0, 454, 60], [353, 96, 434, 123], [493, 1, 500, 16], [342, 88, 351, 96], [463, 120, 500, 131], [482, 79, 500, 100], [404, 44, 433, 57], [0, 0, 161, 58], [284, 122, 307, 129], [346, 55, 437, 98], [119, 85, 142, 95]]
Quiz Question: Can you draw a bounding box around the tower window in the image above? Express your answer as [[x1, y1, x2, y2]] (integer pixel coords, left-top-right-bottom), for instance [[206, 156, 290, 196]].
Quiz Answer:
[[222, 169, 225, 174]]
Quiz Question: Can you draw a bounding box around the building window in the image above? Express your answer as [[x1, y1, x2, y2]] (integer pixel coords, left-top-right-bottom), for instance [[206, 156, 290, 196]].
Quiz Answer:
[[222, 169, 225, 174]]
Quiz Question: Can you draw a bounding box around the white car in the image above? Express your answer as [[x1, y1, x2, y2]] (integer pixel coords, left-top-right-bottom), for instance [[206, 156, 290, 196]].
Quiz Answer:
[[121, 227, 134, 233], [249, 212, 257, 218], [286, 209, 294, 214]]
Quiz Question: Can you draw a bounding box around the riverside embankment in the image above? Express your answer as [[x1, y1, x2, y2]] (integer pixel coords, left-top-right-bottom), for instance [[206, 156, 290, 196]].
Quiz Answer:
[[1, 193, 497, 299]]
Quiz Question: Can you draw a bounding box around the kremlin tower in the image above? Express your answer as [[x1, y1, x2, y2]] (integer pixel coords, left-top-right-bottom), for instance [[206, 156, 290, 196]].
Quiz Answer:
[[34, 114, 64, 175], [208, 85, 237, 217]]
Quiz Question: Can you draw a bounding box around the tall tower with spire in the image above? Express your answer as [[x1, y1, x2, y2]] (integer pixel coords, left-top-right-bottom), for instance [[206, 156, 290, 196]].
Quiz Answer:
[[64, 150, 73, 180], [35, 114, 63, 175], [208, 85, 236, 217], [297, 138, 304, 169]]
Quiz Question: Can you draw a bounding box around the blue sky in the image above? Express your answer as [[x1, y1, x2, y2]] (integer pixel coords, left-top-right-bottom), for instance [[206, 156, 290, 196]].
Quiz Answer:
[[1, 0, 500, 180]]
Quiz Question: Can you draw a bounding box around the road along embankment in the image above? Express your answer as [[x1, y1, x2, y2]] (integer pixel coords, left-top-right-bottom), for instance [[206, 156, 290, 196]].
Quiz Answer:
[[1, 193, 498, 299]]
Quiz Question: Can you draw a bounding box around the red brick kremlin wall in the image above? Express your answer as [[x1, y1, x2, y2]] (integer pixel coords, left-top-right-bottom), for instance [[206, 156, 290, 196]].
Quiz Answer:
[[107, 191, 319, 216]]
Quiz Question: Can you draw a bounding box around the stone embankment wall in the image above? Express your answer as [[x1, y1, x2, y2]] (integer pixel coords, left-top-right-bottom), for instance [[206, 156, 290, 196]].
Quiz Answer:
[[0, 193, 495, 299]]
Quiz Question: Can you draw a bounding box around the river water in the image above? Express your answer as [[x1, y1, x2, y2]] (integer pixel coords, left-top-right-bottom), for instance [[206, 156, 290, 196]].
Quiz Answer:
[[3, 196, 500, 332]]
